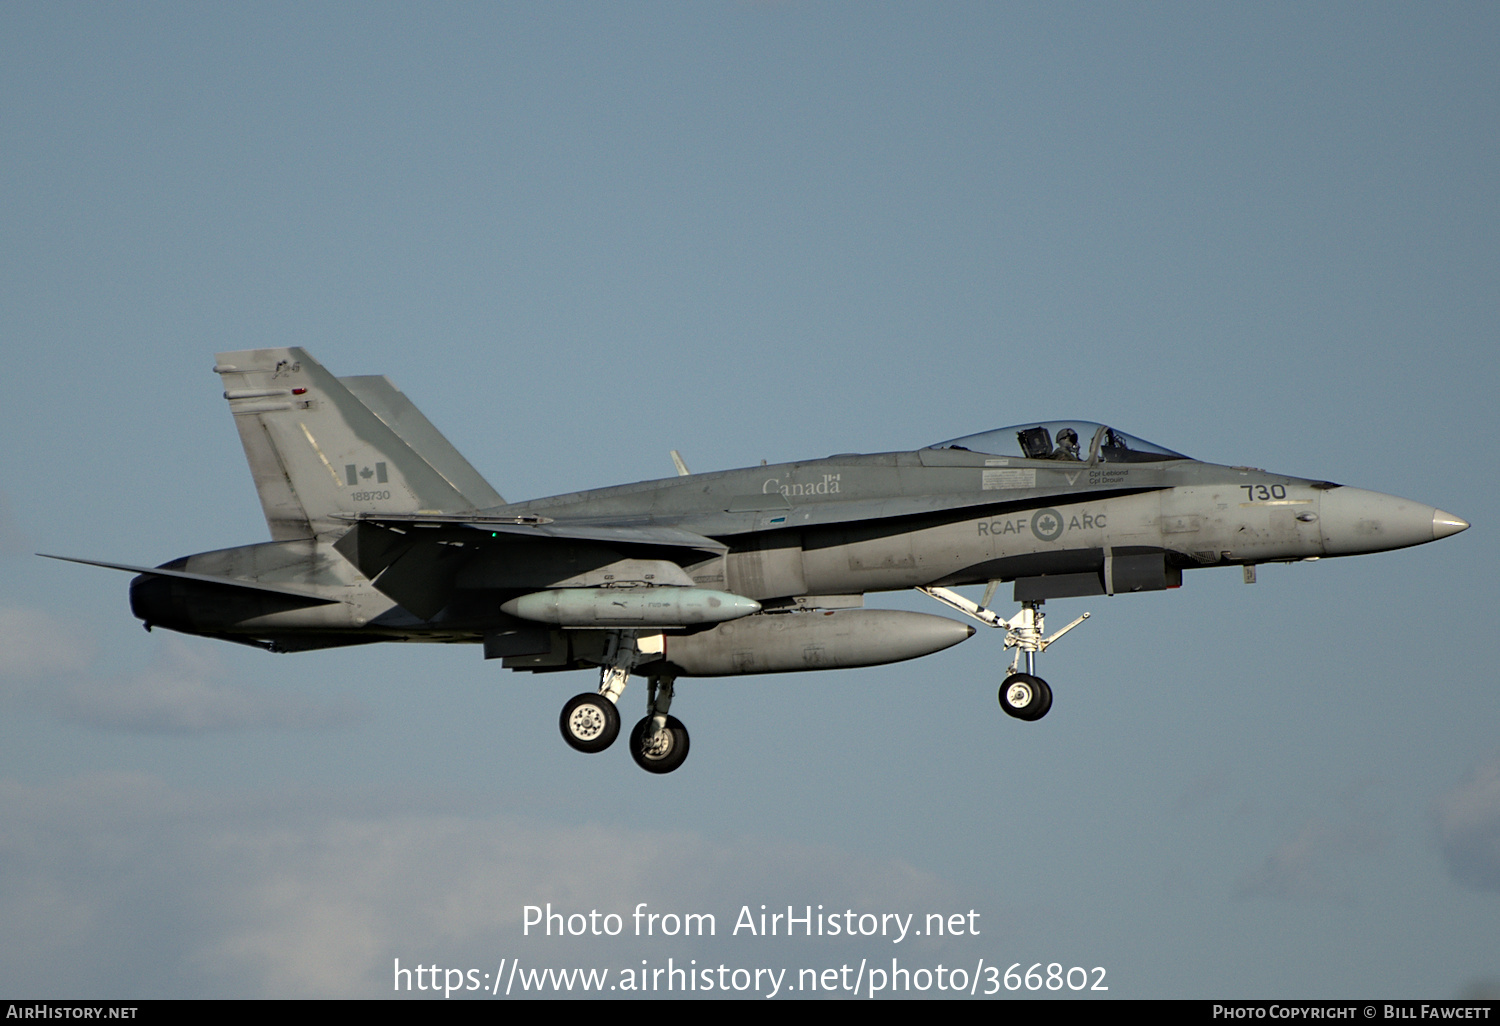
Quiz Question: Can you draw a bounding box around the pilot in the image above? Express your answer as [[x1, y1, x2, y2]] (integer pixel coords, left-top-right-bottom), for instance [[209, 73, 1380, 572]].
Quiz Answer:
[[1050, 427, 1082, 461]]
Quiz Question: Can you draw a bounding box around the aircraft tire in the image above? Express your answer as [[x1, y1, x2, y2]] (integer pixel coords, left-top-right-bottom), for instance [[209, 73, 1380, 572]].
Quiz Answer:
[[999, 673, 1052, 721], [629, 715, 690, 774], [560, 693, 621, 753]]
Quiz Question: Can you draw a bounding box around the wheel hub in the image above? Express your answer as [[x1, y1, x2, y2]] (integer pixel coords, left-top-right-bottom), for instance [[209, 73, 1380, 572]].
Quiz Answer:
[[560, 693, 621, 753], [640, 728, 674, 760], [568, 705, 606, 741]]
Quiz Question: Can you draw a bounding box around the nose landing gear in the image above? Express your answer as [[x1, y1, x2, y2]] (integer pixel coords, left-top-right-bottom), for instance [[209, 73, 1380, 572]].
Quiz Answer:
[[998, 672, 1052, 721], [917, 587, 1089, 722]]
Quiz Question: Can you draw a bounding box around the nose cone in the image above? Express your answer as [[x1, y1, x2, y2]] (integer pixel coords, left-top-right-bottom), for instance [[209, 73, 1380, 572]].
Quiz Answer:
[[1433, 510, 1470, 540], [1321, 488, 1469, 556]]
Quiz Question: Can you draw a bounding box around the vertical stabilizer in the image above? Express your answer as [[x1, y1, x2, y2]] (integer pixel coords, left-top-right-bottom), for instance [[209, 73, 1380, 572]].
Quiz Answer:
[[214, 348, 485, 540], [340, 375, 503, 508]]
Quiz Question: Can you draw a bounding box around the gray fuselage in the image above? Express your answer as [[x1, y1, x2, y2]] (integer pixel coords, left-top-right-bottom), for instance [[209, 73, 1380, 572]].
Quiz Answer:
[[127, 444, 1461, 656]]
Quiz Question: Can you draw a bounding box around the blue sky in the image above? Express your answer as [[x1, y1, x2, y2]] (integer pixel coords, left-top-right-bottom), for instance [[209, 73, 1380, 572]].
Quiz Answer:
[[2, 2, 1496, 999]]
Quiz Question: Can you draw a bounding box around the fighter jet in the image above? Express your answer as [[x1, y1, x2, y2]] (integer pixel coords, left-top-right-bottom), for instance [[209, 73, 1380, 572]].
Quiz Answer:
[[47, 348, 1469, 773]]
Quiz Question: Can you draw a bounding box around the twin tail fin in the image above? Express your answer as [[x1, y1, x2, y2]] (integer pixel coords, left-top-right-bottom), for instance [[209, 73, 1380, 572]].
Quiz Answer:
[[214, 348, 503, 540]]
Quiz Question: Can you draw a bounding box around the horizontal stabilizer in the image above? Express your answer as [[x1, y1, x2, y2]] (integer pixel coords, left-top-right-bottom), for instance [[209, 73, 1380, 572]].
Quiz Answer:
[[39, 554, 340, 604]]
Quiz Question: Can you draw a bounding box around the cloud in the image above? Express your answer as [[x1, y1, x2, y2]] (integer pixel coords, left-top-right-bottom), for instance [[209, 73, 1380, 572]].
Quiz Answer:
[[1433, 756, 1500, 893], [0, 606, 94, 679], [1236, 816, 1384, 902], [0, 606, 363, 733], [0, 774, 960, 998], [52, 637, 365, 733]]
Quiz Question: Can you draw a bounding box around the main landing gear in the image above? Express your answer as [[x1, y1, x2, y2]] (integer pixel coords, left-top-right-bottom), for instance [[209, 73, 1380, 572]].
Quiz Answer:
[[558, 630, 690, 773], [917, 586, 1089, 722], [559, 692, 619, 752], [629, 675, 689, 775]]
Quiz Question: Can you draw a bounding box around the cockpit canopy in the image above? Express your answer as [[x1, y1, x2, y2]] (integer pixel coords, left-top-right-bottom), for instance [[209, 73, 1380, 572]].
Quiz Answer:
[[928, 421, 1189, 464]]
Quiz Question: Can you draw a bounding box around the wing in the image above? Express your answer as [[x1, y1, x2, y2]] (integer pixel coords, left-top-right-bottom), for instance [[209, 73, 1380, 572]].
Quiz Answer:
[[330, 517, 726, 620]]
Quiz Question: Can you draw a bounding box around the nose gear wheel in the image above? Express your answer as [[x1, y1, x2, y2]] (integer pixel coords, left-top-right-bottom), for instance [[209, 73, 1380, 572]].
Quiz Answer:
[[917, 588, 1086, 723], [999, 673, 1052, 721]]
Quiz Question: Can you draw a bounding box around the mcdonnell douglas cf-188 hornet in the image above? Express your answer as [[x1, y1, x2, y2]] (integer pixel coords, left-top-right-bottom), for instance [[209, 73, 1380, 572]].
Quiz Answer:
[[48, 349, 1469, 773]]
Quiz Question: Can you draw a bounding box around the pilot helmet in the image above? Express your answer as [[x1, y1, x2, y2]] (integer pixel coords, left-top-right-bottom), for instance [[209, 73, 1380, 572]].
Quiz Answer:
[[1057, 428, 1078, 444]]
